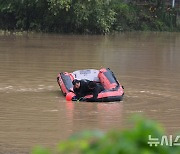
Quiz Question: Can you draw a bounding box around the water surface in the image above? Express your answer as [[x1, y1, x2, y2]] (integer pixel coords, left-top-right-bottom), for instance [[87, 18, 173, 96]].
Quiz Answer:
[[0, 32, 180, 153]]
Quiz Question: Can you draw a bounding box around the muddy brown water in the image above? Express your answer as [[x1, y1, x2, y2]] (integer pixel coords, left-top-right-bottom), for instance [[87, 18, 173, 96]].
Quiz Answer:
[[0, 32, 180, 153]]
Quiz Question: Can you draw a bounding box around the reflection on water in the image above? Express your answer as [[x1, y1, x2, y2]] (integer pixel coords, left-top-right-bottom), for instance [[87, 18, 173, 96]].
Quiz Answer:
[[0, 32, 180, 153], [64, 101, 123, 133]]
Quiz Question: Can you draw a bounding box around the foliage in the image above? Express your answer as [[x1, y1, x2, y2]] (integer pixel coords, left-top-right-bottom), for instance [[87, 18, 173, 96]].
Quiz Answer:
[[32, 146, 51, 154], [112, 0, 178, 32], [72, 0, 116, 33], [112, 1, 139, 31], [31, 115, 180, 154], [0, 0, 179, 34]]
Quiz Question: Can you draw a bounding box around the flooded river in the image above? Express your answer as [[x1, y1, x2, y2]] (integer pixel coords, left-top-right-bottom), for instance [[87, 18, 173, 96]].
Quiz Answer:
[[0, 32, 180, 153]]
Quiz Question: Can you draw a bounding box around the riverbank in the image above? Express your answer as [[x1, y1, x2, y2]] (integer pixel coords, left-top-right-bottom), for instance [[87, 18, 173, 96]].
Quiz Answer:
[[0, 0, 179, 34]]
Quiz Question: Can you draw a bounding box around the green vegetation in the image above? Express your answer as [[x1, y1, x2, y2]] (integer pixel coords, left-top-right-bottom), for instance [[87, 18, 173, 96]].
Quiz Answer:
[[31, 115, 180, 154], [0, 0, 179, 34]]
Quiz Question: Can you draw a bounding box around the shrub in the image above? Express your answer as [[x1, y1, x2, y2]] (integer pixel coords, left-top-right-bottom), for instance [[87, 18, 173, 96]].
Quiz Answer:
[[31, 115, 180, 154], [0, 0, 179, 33]]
